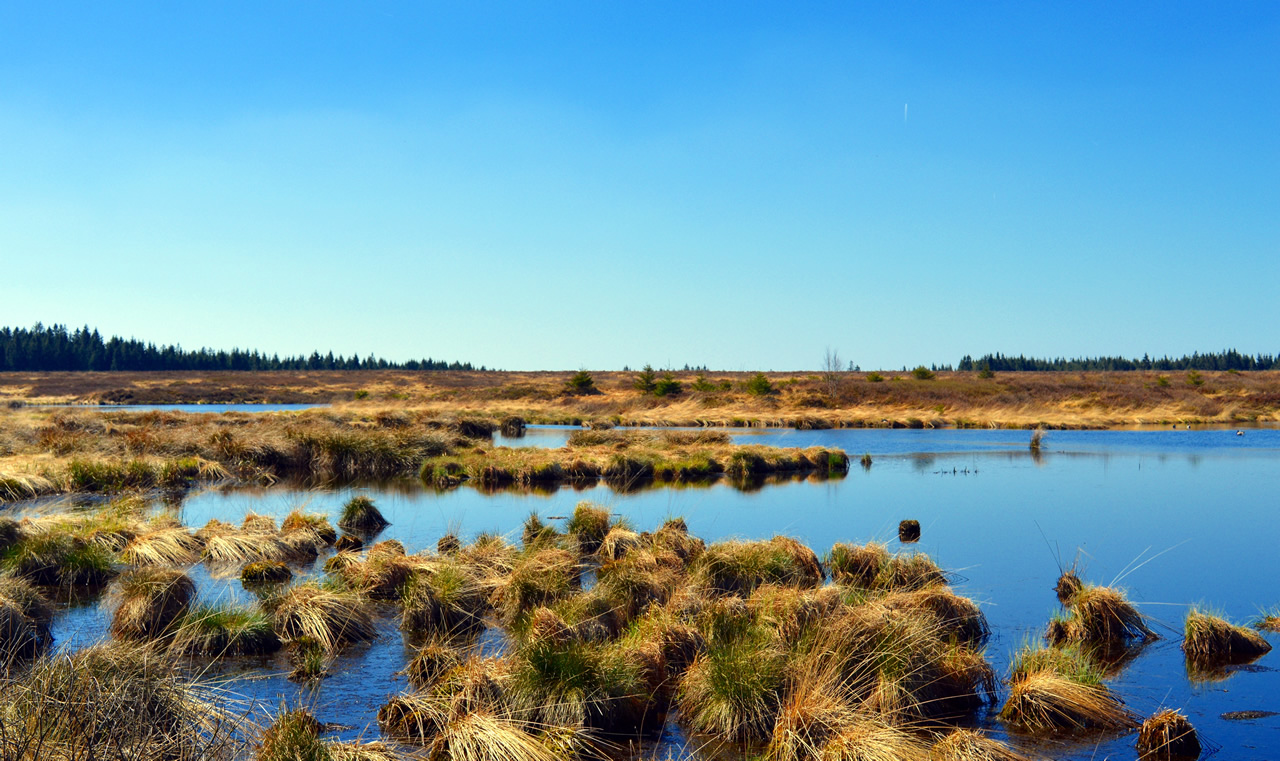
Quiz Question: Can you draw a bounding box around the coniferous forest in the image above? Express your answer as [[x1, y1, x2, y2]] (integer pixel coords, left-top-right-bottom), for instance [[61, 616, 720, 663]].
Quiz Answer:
[[0, 324, 481, 372]]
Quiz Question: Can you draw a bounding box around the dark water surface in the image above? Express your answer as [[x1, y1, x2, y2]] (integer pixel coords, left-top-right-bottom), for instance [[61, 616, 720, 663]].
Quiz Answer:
[[32, 429, 1280, 758]]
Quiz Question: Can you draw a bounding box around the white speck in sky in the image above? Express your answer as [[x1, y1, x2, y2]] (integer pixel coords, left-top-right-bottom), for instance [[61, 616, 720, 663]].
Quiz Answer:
[[904, 103, 908, 123]]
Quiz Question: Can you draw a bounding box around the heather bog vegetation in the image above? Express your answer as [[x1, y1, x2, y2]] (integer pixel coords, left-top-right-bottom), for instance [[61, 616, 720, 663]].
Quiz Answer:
[[5, 367, 1280, 428]]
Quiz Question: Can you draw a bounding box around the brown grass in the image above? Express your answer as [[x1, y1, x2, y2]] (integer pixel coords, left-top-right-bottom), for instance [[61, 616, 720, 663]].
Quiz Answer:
[[928, 728, 1029, 761], [108, 567, 195, 640], [1137, 708, 1200, 760], [267, 582, 377, 652], [1046, 585, 1156, 646], [9, 368, 1280, 428], [1183, 608, 1272, 667]]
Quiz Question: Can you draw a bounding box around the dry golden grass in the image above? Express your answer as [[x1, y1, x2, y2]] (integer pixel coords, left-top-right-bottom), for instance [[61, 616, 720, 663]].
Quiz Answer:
[[6, 368, 1277, 443], [108, 567, 195, 640], [1136, 709, 1200, 760], [928, 728, 1029, 761], [267, 582, 377, 652], [1046, 585, 1156, 646], [119, 526, 202, 566], [1183, 608, 1271, 667], [999, 670, 1136, 733]]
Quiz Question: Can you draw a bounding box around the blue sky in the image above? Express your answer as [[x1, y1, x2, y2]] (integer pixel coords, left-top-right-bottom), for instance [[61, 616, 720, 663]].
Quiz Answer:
[[1, 2, 1276, 370]]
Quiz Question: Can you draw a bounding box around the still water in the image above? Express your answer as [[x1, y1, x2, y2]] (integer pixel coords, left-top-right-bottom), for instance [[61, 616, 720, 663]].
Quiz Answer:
[[34, 429, 1280, 758]]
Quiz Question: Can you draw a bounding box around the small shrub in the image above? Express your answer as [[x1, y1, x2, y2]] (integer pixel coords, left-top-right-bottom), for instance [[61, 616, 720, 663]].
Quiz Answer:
[[654, 372, 682, 397], [745, 373, 774, 396], [911, 366, 936, 380], [634, 365, 657, 394], [565, 370, 597, 395], [866, 372, 884, 383]]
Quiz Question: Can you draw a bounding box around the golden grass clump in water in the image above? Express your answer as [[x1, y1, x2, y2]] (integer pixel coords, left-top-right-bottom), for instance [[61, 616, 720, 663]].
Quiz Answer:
[[281, 509, 338, 545], [999, 643, 1136, 733], [564, 502, 612, 555], [200, 520, 289, 566], [338, 495, 390, 533], [521, 512, 559, 549], [678, 617, 788, 742], [170, 602, 281, 657], [241, 560, 293, 585], [109, 567, 196, 640], [0, 573, 53, 662], [597, 526, 642, 562], [692, 537, 824, 597], [506, 629, 648, 733], [809, 601, 994, 724], [340, 543, 428, 600], [495, 547, 581, 627], [242, 512, 277, 533], [379, 655, 509, 743], [425, 710, 560, 761], [404, 637, 464, 690], [652, 517, 705, 564], [119, 526, 202, 566], [765, 655, 860, 761], [256, 708, 326, 761], [1055, 568, 1084, 605], [872, 553, 946, 593], [826, 542, 890, 589], [880, 587, 990, 645], [1046, 584, 1156, 646], [1136, 708, 1200, 760], [819, 719, 931, 761], [400, 561, 490, 637], [1183, 608, 1271, 666], [268, 582, 377, 652], [928, 728, 1029, 761], [3, 520, 121, 589]]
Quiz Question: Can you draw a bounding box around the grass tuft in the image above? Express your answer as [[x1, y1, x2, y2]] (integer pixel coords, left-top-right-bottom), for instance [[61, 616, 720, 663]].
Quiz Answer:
[[1137, 708, 1200, 760], [1183, 608, 1271, 668]]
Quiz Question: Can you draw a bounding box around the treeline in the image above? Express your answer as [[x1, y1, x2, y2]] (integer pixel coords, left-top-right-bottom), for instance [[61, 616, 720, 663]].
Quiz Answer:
[[958, 350, 1279, 372], [0, 324, 484, 372]]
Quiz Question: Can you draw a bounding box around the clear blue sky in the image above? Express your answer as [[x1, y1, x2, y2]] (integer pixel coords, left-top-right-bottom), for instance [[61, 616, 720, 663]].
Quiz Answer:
[[2, 2, 1276, 370]]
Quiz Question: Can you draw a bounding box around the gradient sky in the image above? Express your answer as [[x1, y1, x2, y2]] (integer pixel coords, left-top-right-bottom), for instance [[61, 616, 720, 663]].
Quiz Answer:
[[1, 2, 1276, 370]]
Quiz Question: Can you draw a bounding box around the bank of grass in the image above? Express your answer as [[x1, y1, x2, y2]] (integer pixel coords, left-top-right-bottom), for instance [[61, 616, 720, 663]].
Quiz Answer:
[[421, 435, 848, 491], [8, 367, 1280, 429]]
